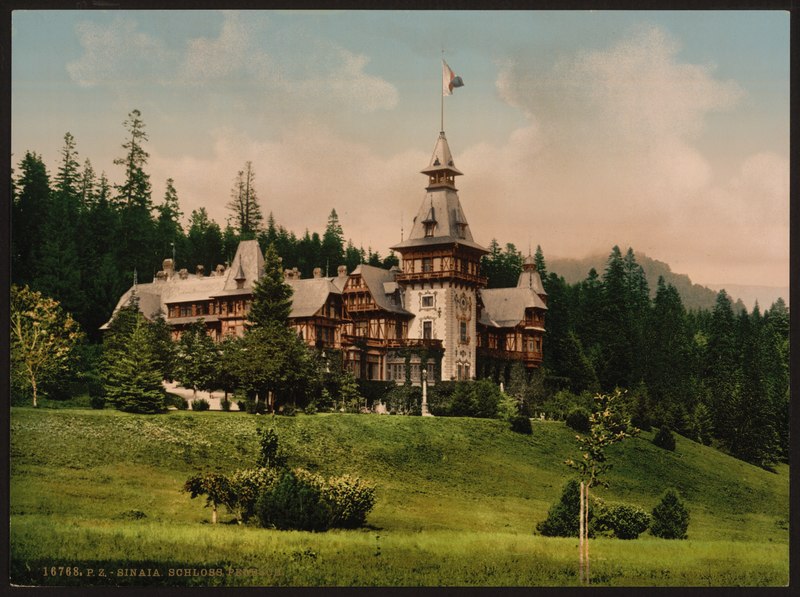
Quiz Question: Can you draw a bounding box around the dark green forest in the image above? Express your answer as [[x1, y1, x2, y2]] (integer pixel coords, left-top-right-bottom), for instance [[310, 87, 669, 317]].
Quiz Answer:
[[11, 110, 790, 470]]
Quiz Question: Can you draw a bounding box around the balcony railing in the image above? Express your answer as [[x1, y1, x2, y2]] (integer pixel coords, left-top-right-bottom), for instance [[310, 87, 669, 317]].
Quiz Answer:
[[396, 269, 487, 286]]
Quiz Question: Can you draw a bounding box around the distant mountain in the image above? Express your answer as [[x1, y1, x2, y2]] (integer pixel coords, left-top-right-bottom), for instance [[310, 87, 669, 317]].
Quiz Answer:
[[548, 253, 748, 312]]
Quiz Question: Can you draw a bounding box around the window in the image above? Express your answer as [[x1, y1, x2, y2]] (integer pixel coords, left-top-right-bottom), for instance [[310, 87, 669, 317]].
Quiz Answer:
[[535, 338, 542, 352], [355, 321, 368, 337], [423, 321, 432, 340], [457, 364, 463, 380], [422, 257, 433, 272], [460, 321, 468, 343], [464, 364, 470, 380], [180, 304, 191, 317], [395, 321, 404, 338], [424, 223, 435, 237], [422, 295, 434, 308]]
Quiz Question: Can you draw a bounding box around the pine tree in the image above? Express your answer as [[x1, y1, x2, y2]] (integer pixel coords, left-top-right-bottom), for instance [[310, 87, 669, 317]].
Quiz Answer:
[[321, 208, 345, 276], [227, 162, 263, 238], [534, 244, 548, 281], [34, 133, 85, 319], [186, 208, 224, 273], [113, 109, 152, 209], [113, 109, 157, 287], [173, 321, 217, 400], [12, 152, 52, 286], [646, 277, 695, 431], [105, 315, 165, 414], [154, 178, 185, 269], [248, 243, 293, 329], [704, 291, 740, 447]]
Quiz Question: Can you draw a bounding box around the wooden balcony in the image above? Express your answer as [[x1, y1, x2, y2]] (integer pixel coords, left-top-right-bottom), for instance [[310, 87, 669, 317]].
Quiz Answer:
[[397, 269, 487, 286]]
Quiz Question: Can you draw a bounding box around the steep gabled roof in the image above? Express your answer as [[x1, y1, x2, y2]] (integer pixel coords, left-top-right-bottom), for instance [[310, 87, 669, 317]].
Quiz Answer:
[[478, 287, 547, 328], [350, 264, 411, 316], [287, 277, 342, 318], [223, 239, 264, 291]]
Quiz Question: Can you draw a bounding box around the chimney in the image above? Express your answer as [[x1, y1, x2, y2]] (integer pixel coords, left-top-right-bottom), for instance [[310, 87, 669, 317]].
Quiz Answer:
[[178, 268, 189, 280], [292, 267, 300, 279], [215, 264, 225, 276], [163, 258, 175, 278], [337, 265, 347, 277], [313, 267, 322, 278], [284, 269, 293, 280], [196, 264, 205, 277], [155, 271, 167, 281]]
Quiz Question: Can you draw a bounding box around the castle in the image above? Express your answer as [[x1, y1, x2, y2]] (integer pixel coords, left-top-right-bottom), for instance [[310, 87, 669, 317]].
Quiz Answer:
[[102, 129, 547, 384]]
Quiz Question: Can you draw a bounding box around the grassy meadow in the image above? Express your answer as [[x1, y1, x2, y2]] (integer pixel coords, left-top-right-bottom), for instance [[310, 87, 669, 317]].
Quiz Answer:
[[10, 407, 789, 586]]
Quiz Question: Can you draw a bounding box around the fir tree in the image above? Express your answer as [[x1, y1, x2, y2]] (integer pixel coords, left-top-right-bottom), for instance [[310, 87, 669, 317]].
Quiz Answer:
[[173, 321, 217, 400], [227, 161, 263, 238], [321, 208, 345, 276], [13, 152, 52, 286], [103, 313, 166, 414], [248, 243, 293, 329]]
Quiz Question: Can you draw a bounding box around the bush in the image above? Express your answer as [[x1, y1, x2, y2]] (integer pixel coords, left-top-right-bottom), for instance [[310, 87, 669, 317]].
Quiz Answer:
[[600, 504, 650, 539], [281, 403, 297, 416], [303, 403, 318, 415], [256, 470, 331, 531], [255, 469, 375, 532], [176, 398, 189, 410], [537, 480, 596, 537], [191, 398, 210, 411], [651, 489, 689, 539], [565, 407, 591, 433], [652, 425, 676, 451], [89, 395, 106, 410], [221, 398, 231, 412], [323, 474, 377, 528], [510, 415, 532, 435], [225, 467, 279, 524]]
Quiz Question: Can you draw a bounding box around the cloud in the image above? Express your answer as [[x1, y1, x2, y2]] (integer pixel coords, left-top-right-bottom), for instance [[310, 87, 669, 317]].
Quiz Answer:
[[67, 17, 171, 87], [475, 24, 786, 286], [68, 11, 397, 114], [148, 125, 425, 253]]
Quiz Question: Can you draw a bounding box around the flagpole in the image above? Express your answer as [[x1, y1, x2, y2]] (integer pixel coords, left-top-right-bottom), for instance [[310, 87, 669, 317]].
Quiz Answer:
[[440, 51, 445, 133]]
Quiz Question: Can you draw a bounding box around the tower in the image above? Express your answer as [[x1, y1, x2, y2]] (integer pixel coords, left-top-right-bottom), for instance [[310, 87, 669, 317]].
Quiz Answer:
[[391, 131, 488, 381]]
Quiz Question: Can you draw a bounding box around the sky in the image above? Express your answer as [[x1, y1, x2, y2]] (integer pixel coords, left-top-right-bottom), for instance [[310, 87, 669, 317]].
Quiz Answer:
[[11, 10, 790, 289]]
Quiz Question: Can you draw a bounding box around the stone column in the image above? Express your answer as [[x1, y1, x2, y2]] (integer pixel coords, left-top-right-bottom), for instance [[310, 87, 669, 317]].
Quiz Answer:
[[421, 368, 433, 417]]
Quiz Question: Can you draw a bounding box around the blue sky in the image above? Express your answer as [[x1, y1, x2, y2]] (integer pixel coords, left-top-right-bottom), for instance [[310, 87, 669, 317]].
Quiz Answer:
[[11, 10, 789, 289]]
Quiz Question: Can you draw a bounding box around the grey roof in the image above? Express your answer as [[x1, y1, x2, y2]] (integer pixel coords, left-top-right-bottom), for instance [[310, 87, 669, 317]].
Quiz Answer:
[[101, 240, 263, 329], [478, 287, 547, 328], [223, 240, 264, 291], [287, 277, 342, 318], [517, 269, 547, 296], [421, 132, 463, 176], [351, 264, 411, 316]]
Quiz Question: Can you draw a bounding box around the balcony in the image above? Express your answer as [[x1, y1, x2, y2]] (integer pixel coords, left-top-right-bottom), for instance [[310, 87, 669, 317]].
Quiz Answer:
[[396, 269, 487, 286], [386, 338, 443, 350]]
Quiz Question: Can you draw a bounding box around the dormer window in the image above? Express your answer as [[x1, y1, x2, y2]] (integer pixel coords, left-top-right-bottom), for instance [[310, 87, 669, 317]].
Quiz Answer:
[[424, 223, 435, 237]]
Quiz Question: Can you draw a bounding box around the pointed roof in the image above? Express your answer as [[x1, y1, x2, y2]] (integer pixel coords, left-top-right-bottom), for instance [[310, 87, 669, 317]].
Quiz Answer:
[[421, 131, 463, 176], [222, 240, 264, 292], [392, 131, 487, 254]]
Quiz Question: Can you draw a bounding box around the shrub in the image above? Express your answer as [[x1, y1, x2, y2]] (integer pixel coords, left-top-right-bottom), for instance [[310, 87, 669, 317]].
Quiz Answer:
[[323, 474, 377, 528], [191, 398, 210, 411], [89, 395, 106, 410], [257, 428, 288, 470], [221, 398, 231, 412], [303, 403, 318, 415], [225, 467, 279, 524], [497, 392, 520, 422], [652, 425, 676, 451], [510, 415, 532, 435], [537, 480, 595, 537], [256, 470, 331, 532], [281, 403, 297, 416], [236, 400, 246, 412], [565, 408, 591, 433], [651, 489, 689, 539], [600, 504, 650, 539]]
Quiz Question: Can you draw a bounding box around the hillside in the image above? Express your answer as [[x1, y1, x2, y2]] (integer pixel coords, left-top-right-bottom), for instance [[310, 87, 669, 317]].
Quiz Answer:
[[548, 253, 748, 312], [11, 409, 787, 537], [10, 409, 788, 586]]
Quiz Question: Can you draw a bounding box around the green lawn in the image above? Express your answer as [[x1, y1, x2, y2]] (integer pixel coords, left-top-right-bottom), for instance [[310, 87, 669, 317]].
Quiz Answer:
[[9, 407, 789, 586]]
